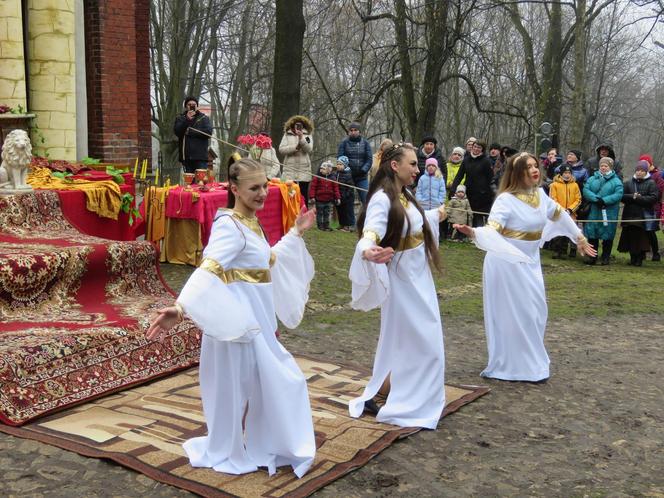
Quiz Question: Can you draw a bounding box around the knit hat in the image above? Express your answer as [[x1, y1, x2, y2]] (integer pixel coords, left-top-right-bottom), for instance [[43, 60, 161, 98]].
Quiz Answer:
[[421, 135, 437, 145], [568, 149, 583, 162], [336, 155, 349, 167], [465, 136, 477, 146], [598, 156, 614, 169], [452, 146, 465, 156], [639, 154, 653, 167], [425, 157, 438, 168], [489, 142, 501, 151], [559, 164, 572, 174], [320, 160, 333, 171], [456, 185, 466, 193], [635, 160, 649, 173], [348, 122, 361, 131]]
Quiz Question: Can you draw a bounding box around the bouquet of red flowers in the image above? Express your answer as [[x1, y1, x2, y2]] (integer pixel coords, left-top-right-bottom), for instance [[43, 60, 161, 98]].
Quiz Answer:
[[237, 134, 273, 160]]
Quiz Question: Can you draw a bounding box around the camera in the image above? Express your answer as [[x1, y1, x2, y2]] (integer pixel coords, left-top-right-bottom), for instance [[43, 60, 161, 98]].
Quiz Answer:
[[188, 104, 196, 111]]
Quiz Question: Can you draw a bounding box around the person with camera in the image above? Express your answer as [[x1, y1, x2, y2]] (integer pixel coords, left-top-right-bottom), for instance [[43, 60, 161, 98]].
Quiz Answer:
[[174, 96, 213, 174], [279, 115, 314, 201]]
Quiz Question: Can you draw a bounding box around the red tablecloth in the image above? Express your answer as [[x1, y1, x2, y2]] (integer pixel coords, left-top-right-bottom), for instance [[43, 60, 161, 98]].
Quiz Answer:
[[51, 173, 142, 241], [165, 184, 284, 246]]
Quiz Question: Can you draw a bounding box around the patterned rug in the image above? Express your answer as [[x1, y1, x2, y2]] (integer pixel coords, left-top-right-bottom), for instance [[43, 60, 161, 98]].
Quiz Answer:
[[0, 355, 489, 498], [0, 191, 200, 425]]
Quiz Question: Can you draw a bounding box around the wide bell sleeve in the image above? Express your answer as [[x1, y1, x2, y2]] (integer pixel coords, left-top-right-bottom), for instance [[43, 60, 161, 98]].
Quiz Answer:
[[176, 215, 261, 342], [424, 208, 441, 245], [540, 192, 584, 246], [472, 193, 534, 264], [270, 229, 315, 329], [349, 191, 390, 311]]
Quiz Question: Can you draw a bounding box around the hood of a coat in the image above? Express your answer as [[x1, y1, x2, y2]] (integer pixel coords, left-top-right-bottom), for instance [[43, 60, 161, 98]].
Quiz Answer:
[[283, 115, 314, 133], [595, 142, 616, 159]]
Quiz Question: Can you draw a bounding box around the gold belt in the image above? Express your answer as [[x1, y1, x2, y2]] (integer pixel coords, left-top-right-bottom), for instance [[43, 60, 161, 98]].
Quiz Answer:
[[397, 231, 424, 251], [199, 258, 271, 284], [362, 230, 424, 251], [487, 223, 541, 241]]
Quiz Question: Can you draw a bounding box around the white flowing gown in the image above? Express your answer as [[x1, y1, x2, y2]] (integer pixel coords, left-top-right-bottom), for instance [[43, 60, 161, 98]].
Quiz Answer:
[[472, 189, 582, 382], [176, 210, 316, 478], [348, 190, 445, 429]]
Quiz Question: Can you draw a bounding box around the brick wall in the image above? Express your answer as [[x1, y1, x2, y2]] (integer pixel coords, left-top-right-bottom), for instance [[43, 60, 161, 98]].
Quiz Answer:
[[84, 0, 151, 164]]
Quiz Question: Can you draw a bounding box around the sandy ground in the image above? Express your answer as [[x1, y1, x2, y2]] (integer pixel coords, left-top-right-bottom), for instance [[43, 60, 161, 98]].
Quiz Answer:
[[2, 264, 663, 497]]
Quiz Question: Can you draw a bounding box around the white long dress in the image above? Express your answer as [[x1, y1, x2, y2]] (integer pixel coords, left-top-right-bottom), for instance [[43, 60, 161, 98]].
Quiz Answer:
[[348, 190, 445, 429], [176, 210, 316, 477], [472, 189, 582, 382]]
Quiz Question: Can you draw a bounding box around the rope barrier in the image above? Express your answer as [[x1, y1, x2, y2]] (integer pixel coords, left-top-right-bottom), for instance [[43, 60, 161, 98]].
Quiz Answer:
[[183, 128, 663, 225]]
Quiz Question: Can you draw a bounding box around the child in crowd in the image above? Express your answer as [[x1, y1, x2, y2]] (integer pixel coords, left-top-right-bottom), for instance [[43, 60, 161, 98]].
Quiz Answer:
[[330, 155, 355, 231], [549, 164, 582, 258], [416, 158, 446, 241], [309, 161, 340, 231], [447, 185, 473, 241], [416, 158, 446, 209]]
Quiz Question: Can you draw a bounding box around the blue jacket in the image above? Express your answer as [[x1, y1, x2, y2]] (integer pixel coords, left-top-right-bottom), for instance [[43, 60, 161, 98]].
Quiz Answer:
[[416, 173, 446, 210], [582, 170, 623, 240], [337, 136, 372, 180]]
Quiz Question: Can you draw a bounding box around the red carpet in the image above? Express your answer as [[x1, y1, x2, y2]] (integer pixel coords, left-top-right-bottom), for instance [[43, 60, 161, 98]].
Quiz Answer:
[[0, 191, 200, 426]]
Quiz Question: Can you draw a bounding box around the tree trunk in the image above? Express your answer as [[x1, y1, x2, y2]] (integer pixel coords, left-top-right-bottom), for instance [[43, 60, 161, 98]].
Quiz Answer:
[[540, 1, 563, 137], [569, 0, 587, 150], [270, 0, 306, 156], [394, 0, 417, 141]]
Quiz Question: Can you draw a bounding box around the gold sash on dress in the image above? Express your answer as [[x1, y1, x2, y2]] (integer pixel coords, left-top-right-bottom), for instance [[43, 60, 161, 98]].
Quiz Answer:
[[396, 232, 424, 251], [486, 221, 541, 241], [199, 258, 271, 284]]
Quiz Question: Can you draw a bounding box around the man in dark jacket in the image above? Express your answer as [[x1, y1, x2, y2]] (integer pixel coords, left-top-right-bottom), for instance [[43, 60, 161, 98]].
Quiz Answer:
[[173, 96, 213, 173], [585, 141, 623, 179], [416, 135, 446, 185], [337, 122, 372, 204], [451, 140, 494, 227]]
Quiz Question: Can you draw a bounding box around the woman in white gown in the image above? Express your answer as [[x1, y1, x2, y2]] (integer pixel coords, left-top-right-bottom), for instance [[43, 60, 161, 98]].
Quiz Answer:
[[348, 141, 447, 429], [454, 152, 596, 382], [146, 158, 317, 478]]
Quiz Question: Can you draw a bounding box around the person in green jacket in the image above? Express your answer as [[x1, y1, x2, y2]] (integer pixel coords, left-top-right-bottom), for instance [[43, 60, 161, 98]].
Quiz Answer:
[[582, 157, 624, 265]]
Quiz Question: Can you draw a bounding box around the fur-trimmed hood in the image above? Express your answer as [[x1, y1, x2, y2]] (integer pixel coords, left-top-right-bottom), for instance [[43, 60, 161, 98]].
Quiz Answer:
[[283, 115, 314, 133]]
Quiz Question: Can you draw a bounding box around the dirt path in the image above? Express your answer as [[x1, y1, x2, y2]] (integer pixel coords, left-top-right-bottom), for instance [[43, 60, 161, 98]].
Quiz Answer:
[[2, 311, 662, 497]]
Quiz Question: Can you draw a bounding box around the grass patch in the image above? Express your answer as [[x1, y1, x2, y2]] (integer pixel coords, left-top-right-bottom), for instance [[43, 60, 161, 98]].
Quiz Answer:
[[301, 227, 663, 326]]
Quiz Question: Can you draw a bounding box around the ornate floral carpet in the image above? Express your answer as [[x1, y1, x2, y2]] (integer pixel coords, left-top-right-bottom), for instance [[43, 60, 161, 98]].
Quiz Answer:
[[0, 356, 489, 497], [0, 191, 201, 426]]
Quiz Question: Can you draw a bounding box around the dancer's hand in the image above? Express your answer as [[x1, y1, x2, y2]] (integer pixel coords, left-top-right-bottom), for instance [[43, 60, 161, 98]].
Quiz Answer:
[[362, 246, 395, 264], [146, 306, 181, 341], [295, 206, 316, 234], [438, 205, 447, 221], [577, 239, 597, 257], [453, 224, 475, 239]]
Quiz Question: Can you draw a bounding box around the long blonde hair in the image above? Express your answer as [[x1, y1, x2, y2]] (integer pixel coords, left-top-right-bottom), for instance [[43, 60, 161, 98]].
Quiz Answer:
[[498, 152, 543, 194]]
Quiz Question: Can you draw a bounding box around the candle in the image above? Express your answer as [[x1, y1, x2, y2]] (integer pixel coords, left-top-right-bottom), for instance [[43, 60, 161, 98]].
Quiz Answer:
[[133, 157, 138, 178], [141, 159, 147, 179], [154, 167, 159, 186]]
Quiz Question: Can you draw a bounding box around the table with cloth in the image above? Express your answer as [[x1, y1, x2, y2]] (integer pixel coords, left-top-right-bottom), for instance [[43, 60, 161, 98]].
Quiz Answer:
[[147, 180, 302, 265], [27, 168, 142, 241]]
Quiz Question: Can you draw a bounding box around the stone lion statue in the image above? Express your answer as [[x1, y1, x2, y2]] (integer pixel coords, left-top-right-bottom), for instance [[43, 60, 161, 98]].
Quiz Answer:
[[0, 129, 33, 192]]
